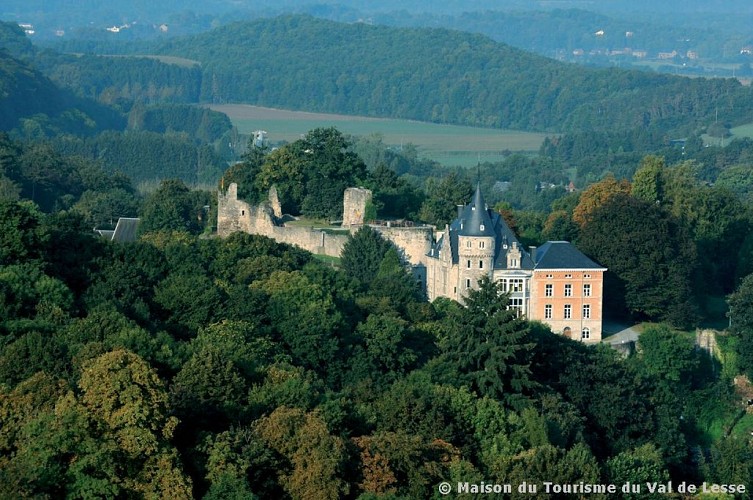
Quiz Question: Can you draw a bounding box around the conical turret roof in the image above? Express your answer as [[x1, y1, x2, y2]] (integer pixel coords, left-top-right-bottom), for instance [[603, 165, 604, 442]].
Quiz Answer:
[[458, 183, 495, 237]]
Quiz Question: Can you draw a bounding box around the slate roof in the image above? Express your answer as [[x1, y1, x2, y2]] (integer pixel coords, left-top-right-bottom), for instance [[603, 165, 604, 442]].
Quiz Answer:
[[427, 187, 604, 273], [534, 241, 606, 270], [428, 185, 534, 270], [112, 218, 140, 243], [457, 184, 495, 237], [95, 217, 140, 243]]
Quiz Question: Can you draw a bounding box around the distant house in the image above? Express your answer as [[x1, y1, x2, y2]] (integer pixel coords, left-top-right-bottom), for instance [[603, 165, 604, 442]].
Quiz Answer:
[[658, 51, 678, 60], [95, 218, 140, 243]]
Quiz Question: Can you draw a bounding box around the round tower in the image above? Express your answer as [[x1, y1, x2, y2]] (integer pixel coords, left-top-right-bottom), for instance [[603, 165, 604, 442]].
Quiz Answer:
[[458, 184, 495, 294]]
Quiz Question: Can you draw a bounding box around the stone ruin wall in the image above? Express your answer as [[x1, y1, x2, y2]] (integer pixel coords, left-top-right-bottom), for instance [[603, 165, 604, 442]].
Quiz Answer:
[[218, 183, 435, 265], [218, 183, 348, 258], [370, 225, 434, 266], [342, 187, 372, 227]]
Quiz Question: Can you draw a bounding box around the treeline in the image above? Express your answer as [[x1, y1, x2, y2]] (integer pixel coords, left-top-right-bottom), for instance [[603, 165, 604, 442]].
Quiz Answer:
[[49, 130, 228, 186], [0, 23, 235, 186], [144, 15, 753, 138], [33, 15, 753, 140], [35, 52, 203, 107]]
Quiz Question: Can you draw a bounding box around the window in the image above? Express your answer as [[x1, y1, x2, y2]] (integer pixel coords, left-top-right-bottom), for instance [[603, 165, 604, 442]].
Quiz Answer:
[[565, 274, 572, 278], [241, 210, 245, 216], [509, 297, 523, 315], [545, 284, 553, 297], [466, 240, 472, 248], [583, 284, 591, 297], [583, 304, 591, 319], [544, 304, 552, 319], [582, 327, 590, 340], [546, 274, 553, 279], [564, 304, 571, 319], [479, 241, 485, 249], [509, 278, 523, 292], [479, 260, 484, 269], [584, 274, 591, 279], [467, 259, 471, 269], [465, 278, 471, 289], [480, 224, 485, 231], [564, 284, 572, 297]]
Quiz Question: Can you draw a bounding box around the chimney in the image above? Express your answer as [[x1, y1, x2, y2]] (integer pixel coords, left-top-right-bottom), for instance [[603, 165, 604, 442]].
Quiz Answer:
[[457, 205, 463, 219], [529, 246, 537, 264]]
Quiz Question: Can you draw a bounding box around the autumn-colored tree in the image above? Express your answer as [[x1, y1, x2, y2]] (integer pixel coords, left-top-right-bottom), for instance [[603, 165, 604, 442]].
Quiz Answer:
[[254, 407, 349, 499], [572, 175, 631, 227]]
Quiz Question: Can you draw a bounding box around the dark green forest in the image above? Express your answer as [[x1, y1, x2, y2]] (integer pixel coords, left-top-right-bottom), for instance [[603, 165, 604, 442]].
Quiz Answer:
[[2, 139, 753, 496], [2, 116, 753, 496]]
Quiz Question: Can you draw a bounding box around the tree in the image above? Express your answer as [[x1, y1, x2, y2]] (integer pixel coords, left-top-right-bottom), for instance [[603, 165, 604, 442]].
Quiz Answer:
[[139, 179, 207, 234], [221, 139, 268, 204], [572, 175, 631, 227], [631, 155, 665, 204], [606, 444, 670, 500], [254, 407, 349, 499], [541, 210, 579, 242], [418, 172, 473, 227], [635, 324, 699, 387], [0, 201, 46, 265], [251, 271, 342, 376], [729, 273, 753, 380], [432, 276, 536, 403], [578, 193, 698, 326], [340, 226, 395, 289]]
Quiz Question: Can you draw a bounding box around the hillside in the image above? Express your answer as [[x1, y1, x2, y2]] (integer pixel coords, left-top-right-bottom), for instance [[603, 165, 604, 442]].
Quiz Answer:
[[147, 15, 751, 136], [0, 50, 67, 130]]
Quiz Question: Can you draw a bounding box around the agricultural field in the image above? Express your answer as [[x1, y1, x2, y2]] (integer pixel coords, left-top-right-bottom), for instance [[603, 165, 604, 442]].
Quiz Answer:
[[209, 104, 551, 167]]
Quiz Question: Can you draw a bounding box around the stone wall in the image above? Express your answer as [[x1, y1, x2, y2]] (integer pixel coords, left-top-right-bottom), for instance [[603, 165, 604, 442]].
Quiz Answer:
[[218, 183, 434, 265], [268, 185, 283, 218], [218, 183, 350, 258], [371, 225, 434, 266], [343, 187, 372, 227]]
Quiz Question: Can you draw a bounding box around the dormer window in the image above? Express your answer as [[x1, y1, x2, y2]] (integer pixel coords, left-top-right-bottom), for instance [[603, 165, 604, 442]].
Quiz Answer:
[[479, 224, 485, 231]]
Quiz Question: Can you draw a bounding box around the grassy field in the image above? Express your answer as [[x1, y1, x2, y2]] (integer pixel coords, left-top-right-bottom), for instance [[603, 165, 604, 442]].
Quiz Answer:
[[731, 123, 753, 140], [209, 104, 551, 167]]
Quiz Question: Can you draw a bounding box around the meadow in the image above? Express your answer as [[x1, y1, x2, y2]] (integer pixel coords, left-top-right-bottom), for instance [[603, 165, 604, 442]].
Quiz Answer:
[[209, 104, 551, 167]]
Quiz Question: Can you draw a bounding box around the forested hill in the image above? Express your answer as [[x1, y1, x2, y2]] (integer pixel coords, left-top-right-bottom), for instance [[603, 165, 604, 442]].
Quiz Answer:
[[0, 51, 63, 130], [147, 15, 753, 135], [0, 48, 127, 134]]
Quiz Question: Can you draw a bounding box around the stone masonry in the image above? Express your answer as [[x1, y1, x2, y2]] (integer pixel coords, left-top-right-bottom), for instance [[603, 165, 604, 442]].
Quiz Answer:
[[217, 183, 434, 266]]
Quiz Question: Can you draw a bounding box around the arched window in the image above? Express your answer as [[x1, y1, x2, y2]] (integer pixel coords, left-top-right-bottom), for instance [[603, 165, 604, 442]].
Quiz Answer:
[[582, 327, 590, 340]]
